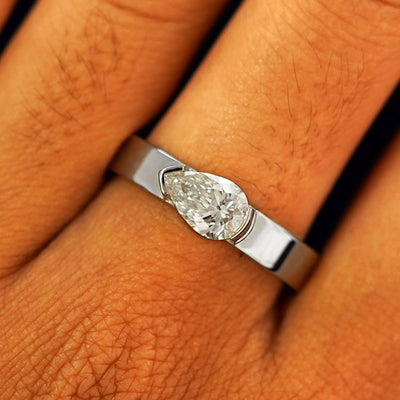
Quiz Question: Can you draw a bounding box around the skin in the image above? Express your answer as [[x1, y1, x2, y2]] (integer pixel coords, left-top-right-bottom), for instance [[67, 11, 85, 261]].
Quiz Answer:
[[0, 0, 399, 398]]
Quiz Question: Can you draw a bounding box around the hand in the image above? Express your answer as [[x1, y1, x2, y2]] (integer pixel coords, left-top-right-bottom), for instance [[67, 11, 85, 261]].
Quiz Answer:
[[0, 0, 399, 398]]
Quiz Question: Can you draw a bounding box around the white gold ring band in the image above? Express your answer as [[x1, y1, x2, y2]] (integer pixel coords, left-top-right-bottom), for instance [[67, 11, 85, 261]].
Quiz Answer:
[[110, 135, 318, 289]]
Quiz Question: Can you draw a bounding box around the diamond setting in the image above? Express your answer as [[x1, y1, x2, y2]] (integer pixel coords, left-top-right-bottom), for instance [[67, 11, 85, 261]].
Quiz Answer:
[[162, 169, 250, 240]]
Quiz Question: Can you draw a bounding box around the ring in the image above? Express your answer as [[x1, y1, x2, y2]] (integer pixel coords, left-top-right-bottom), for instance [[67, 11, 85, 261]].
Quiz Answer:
[[110, 135, 318, 289]]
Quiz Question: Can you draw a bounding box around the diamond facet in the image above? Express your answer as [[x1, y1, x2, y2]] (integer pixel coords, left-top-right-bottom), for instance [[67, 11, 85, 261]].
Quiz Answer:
[[163, 170, 250, 240]]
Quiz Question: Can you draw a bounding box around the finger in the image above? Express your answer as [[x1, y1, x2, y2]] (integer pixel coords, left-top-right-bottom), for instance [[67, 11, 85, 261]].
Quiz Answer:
[[276, 132, 400, 399], [1, 180, 280, 399], [0, 0, 16, 30], [150, 0, 400, 238], [0, 0, 229, 273]]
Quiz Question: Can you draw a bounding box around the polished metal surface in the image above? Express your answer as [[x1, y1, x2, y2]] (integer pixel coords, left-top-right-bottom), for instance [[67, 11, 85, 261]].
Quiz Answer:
[[111, 135, 318, 289]]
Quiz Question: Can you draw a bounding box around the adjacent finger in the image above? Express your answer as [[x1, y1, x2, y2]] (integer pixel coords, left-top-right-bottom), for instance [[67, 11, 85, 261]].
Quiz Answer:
[[0, 0, 16, 30], [0, 0, 228, 274], [276, 132, 400, 398], [150, 0, 400, 238]]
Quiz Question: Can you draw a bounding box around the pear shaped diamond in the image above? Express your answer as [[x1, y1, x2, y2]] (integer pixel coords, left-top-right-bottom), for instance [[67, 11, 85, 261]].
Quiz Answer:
[[163, 170, 250, 240]]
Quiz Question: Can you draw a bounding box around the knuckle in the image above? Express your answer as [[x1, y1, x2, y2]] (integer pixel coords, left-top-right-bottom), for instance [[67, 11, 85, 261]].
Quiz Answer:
[[17, 300, 187, 399], [14, 275, 214, 400]]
